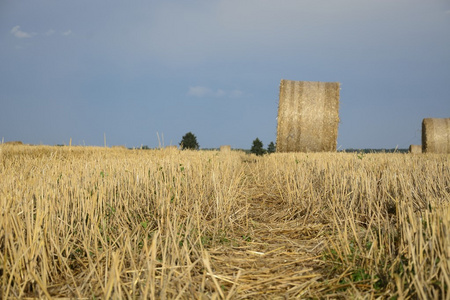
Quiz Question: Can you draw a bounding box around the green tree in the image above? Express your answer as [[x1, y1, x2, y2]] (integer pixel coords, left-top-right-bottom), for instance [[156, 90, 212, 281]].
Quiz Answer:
[[180, 132, 199, 150], [251, 138, 266, 156], [267, 141, 276, 154]]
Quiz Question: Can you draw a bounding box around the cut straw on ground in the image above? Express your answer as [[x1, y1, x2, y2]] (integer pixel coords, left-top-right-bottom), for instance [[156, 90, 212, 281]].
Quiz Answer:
[[0, 145, 449, 298]]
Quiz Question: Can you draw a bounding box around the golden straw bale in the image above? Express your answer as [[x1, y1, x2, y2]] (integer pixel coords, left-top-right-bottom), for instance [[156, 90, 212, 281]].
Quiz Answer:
[[409, 145, 422, 154], [112, 145, 127, 149], [422, 118, 450, 154], [220, 145, 231, 152], [165, 145, 179, 150], [3, 141, 23, 145], [276, 80, 340, 152]]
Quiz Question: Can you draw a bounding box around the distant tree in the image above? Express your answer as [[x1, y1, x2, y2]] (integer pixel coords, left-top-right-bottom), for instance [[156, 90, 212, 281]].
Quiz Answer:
[[180, 132, 199, 150], [267, 141, 276, 154], [250, 138, 266, 156]]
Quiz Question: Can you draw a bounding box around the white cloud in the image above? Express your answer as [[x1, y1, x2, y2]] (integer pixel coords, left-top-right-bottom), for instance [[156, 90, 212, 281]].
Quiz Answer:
[[187, 86, 243, 98], [45, 29, 56, 36], [188, 86, 212, 97], [10, 27, 72, 39], [230, 90, 243, 98], [215, 89, 226, 97], [10, 26, 32, 38]]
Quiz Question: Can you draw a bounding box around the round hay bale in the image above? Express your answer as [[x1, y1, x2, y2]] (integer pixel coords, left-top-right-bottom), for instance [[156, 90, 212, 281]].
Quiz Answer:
[[422, 118, 450, 154], [276, 80, 340, 152], [165, 145, 179, 150], [409, 144, 422, 154], [220, 145, 231, 152], [112, 145, 127, 149], [3, 141, 23, 145]]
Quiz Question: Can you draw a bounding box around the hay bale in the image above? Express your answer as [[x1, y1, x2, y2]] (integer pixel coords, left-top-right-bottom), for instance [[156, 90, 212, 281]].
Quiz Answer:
[[165, 145, 179, 150], [422, 118, 450, 153], [3, 141, 23, 145], [276, 80, 340, 152], [220, 145, 231, 152], [409, 145, 422, 154]]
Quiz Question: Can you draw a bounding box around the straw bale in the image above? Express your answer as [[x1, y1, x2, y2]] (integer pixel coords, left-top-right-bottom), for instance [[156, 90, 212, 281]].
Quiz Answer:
[[276, 80, 340, 152], [112, 145, 127, 149], [409, 145, 422, 154], [220, 145, 231, 152], [165, 145, 179, 150], [422, 118, 450, 154], [3, 141, 23, 145]]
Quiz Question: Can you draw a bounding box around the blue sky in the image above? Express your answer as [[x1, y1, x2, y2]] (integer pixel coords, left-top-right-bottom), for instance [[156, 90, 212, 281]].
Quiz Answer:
[[1, 0, 449, 149]]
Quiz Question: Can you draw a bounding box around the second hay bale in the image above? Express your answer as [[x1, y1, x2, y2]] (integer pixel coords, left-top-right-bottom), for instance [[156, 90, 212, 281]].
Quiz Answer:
[[422, 118, 450, 154], [220, 145, 231, 153], [276, 80, 340, 152], [3, 141, 23, 145], [409, 145, 422, 154]]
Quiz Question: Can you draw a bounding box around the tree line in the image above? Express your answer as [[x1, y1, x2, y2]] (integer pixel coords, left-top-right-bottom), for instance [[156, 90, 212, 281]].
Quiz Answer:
[[179, 132, 275, 155]]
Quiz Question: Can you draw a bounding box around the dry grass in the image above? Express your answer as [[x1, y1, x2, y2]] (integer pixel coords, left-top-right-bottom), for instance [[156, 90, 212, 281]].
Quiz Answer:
[[1, 145, 449, 299], [276, 80, 340, 153], [422, 118, 450, 154]]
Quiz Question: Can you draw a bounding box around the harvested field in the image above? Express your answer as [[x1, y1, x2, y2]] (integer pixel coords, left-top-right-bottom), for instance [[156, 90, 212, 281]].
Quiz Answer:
[[276, 80, 340, 152], [1, 145, 449, 299]]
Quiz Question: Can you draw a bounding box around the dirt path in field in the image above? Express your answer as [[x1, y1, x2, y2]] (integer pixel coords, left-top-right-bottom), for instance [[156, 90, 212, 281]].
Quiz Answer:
[[207, 162, 332, 298]]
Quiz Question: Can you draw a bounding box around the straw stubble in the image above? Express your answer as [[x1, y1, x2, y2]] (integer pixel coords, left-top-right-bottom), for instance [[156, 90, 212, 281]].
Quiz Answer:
[[1, 146, 449, 299]]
